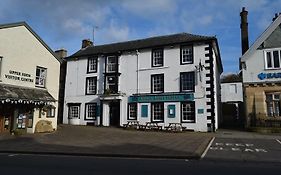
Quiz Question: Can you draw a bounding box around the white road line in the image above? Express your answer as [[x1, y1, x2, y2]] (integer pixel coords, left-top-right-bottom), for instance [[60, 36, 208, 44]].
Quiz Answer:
[[276, 139, 281, 145], [201, 137, 215, 159]]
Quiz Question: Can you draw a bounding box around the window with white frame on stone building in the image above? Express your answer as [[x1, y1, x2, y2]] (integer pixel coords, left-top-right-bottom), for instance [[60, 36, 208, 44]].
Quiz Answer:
[[86, 77, 97, 95], [151, 74, 164, 93], [266, 92, 281, 117], [265, 50, 281, 69], [152, 49, 163, 67], [151, 103, 164, 122], [87, 57, 98, 73], [181, 45, 193, 64], [181, 102, 195, 123], [35, 66, 47, 88], [68, 105, 80, 119], [85, 103, 97, 120]]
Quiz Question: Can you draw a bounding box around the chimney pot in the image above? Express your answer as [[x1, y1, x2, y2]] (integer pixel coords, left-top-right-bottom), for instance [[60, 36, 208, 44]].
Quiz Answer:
[[82, 39, 93, 49]]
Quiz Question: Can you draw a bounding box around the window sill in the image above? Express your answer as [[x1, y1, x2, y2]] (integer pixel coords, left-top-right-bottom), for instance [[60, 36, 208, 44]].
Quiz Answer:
[[139, 66, 169, 72]]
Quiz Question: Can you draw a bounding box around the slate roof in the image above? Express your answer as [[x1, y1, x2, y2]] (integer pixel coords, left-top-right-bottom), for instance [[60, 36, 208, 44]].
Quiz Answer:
[[0, 83, 56, 102], [68, 33, 216, 58]]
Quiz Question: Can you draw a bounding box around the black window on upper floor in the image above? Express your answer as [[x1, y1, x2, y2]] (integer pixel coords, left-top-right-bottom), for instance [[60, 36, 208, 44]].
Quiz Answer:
[[106, 56, 118, 73], [180, 72, 195, 92], [181, 45, 193, 64], [151, 74, 164, 93], [85, 77, 97, 95], [105, 75, 118, 94], [87, 56, 98, 73], [151, 48, 163, 67]]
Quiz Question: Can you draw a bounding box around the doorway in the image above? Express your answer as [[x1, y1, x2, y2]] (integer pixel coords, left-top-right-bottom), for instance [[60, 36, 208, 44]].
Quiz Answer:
[[109, 101, 120, 127]]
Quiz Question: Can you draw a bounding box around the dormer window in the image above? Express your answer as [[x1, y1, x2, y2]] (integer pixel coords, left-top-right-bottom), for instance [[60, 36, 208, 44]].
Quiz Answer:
[[152, 49, 163, 67], [265, 50, 281, 69]]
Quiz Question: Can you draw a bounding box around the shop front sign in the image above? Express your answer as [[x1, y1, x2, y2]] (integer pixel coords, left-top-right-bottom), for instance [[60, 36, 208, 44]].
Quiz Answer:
[[258, 72, 281, 80], [4, 70, 34, 83], [128, 94, 194, 103]]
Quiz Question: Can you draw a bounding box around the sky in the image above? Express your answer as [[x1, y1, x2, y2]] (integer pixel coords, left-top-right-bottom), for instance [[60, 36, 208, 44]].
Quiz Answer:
[[0, 0, 280, 74]]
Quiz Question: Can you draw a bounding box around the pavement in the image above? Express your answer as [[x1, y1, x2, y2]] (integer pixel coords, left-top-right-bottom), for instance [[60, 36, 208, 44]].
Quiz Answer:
[[0, 124, 214, 159]]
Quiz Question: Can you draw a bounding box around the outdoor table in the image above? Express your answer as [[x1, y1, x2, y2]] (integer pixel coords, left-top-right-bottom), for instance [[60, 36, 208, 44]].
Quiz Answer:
[[123, 121, 139, 129], [164, 123, 185, 132], [145, 122, 162, 130]]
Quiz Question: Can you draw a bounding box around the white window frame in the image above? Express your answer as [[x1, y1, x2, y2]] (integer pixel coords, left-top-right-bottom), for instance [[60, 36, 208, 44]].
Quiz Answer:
[[85, 103, 97, 120], [181, 102, 195, 123], [152, 74, 164, 93], [264, 49, 281, 69], [180, 72, 195, 92], [35, 66, 47, 88], [86, 77, 97, 95], [46, 106, 56, 118], [181, 46, 193, 64], [266, 92, 281, 117], [152, 49, 163, 67], [69, 105, 80, 119], [128, 103, 137, 120], [87, 57, 98, 73], [107, 56, 117, 73], [151, 103, 164, 122]]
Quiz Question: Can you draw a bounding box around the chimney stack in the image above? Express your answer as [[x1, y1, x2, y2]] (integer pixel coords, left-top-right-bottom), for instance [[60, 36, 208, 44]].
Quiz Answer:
[[240, 7, 249, 55], [82, 39, 93, 49], [55, 48, 67, 59]]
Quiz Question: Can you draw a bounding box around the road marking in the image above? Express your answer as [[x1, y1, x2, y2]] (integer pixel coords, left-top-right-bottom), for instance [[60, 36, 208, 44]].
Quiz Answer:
[[201, 137, 215, 159], [8, 154, 18, 157], [276, 139, 281, 145]]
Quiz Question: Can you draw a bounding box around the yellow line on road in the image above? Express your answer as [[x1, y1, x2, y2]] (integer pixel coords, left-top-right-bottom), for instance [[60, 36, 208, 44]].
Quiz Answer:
[[201, 137, 215, 159]]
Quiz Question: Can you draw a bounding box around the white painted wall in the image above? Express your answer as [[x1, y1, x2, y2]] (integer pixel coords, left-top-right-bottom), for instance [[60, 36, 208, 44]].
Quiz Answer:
[[0, 25, 60, 132], [221, 82, 243, 102], [64, 42, 221, 132], [243, 47, 281, 83]]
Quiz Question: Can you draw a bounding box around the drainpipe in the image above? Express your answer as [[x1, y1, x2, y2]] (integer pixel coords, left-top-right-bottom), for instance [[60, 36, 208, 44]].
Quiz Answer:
[[136, 50, 140, 94]]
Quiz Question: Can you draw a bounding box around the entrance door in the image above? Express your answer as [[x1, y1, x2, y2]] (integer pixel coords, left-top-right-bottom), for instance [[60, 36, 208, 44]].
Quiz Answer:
[[109, 101, 120, 127]]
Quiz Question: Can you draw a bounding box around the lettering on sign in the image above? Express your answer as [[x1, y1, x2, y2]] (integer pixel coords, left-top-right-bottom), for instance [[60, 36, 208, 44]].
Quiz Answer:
[[210, 142, 267, 153], [4, 70, 34, 83]]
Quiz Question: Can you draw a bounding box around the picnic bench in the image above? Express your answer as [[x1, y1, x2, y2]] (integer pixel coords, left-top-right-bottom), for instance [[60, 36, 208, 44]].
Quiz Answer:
[[164, 123, 186, 132], [144, 122, 162, 131], [123, 121, 140, 129]]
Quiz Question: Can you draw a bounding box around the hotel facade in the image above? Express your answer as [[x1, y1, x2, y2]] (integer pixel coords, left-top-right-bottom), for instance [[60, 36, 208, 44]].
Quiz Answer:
[[63, 33, 223, 132]]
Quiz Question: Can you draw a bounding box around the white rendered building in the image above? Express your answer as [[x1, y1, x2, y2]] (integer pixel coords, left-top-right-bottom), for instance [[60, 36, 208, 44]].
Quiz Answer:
[[63, 33, 223, 132]]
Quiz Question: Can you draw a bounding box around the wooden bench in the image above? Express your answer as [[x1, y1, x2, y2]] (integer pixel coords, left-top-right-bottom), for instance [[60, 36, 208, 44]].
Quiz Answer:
[[164, 123, 186, 132]]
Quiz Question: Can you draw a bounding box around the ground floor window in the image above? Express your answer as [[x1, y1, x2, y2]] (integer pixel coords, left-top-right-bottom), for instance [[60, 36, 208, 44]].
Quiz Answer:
[[68, 105, 80, 119], [85, 103, 97, 120], [45, 106, 56, 118], [181, 102, 195, 123], [128, 103, 137, 120], [266, 92, 281, 117], [151, 103, 164, 122]]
